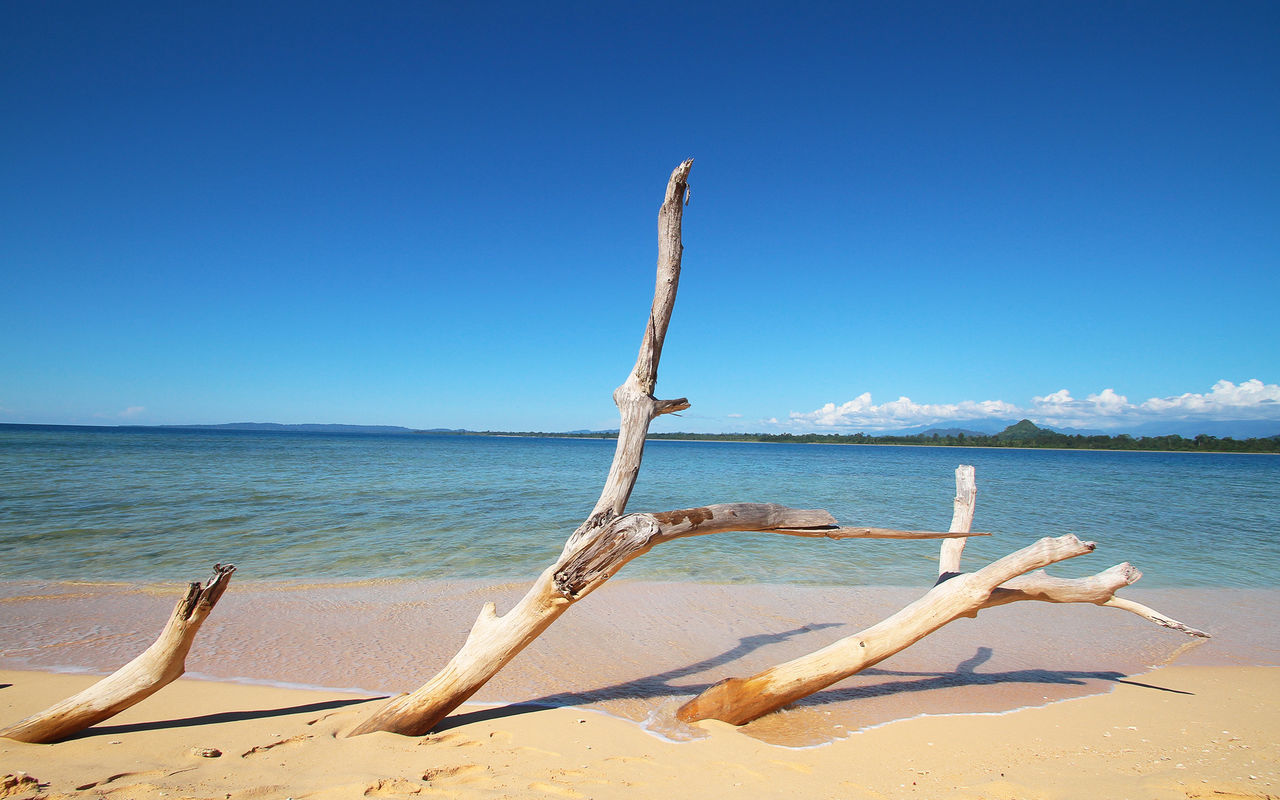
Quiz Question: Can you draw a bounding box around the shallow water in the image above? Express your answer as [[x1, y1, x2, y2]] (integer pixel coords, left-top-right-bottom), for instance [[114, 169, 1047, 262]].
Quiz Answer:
[[1, 426, 1277, 587]]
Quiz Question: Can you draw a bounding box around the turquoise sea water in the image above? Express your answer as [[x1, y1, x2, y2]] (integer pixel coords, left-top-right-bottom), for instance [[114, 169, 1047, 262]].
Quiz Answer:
[[1, 425, 1276, 586]]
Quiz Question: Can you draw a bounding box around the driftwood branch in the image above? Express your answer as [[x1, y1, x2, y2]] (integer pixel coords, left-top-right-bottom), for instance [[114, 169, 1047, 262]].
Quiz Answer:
[[677, 467, 1207, 726], [564, 159, 694, 553], [350, 161, 699, 737], [350, 163, 1202, 738], [349, 162, 986, 737], [992, 567, 1210, 637], [348, 500, 978, 736], [937, 464, 976, 580], [1, 564, 235, 743]]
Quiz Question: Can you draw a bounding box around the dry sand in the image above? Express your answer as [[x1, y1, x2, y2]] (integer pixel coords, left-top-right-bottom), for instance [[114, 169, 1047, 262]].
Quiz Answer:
[[1, 579, 1277, 798], [2, 666, 1276, 800]]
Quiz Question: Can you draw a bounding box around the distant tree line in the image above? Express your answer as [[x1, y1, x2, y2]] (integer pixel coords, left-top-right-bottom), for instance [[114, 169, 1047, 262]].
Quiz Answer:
[[423, 419, 1280, 453]]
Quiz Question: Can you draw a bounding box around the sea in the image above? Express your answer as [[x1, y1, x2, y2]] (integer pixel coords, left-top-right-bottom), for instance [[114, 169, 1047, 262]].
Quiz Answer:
[[2, 424, 1277, 588]]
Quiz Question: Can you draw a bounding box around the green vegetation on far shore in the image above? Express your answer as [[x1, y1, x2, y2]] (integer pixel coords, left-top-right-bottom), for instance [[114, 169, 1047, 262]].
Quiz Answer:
[[418, 419, 1280, 453]]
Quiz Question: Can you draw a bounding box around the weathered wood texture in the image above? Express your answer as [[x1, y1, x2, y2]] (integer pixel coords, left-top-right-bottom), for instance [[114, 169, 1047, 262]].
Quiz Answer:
[[677, 468, 1207, 726], [937, 464, 976, 579], [348, 162, 982, 737], [349, 162, 700, 737], [0, 564, 235, 743]]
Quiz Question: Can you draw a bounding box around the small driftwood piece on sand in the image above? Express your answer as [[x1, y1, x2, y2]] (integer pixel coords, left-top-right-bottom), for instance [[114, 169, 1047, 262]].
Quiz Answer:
[[349, 161, 981, 737], [676, 467, 1208, 726], [1, 564, 235, 744]]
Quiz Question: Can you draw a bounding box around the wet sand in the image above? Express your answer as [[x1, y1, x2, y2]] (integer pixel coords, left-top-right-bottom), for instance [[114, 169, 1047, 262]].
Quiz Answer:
[[0, 578, 1274, 746]]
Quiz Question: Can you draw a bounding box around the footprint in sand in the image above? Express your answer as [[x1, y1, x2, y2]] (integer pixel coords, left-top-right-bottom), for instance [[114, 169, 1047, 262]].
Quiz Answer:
[[363, 777, 427, 796], [417, 732, 480, 748], [74, 769, 164, 791], [2, 774, 42, 797], [240, 734, 312, 757], [421, 764, 488, 786]]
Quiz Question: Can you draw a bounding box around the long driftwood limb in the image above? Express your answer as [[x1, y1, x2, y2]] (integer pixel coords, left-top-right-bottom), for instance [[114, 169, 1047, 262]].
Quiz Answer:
[[1, 564, 235, 744], [678, 534, 1090, 725], [677, 467, 1207, 726], [349, 161, 699, 737], [349, 162, 984, 737]]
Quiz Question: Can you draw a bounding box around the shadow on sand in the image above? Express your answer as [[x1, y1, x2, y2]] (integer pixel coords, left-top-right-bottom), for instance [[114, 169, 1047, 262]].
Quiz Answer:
[[73, 696, 383, 739], [437, 641, 1190, 732]]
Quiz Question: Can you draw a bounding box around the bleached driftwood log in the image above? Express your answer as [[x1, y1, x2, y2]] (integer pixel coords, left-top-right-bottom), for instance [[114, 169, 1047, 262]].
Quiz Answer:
[[677, 468, 1207, 726], [349, 161, 982, 737], [936, 464, 976, 580], [1, 564, 235, 743]]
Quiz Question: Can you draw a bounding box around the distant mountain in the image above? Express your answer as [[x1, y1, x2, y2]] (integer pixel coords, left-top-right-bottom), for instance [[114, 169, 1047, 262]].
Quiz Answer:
[[566, 429, 620, 435], [161, 423, 415, 434], [915, 426, 991, 438], [1114, 419, 1280, 439], [880, 420, 1016, 436]]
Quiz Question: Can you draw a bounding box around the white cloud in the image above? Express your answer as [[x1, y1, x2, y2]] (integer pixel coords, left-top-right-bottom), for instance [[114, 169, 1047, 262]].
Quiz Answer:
[[1026, 389, 1135, 427], [726, 413, 743, 418], [1140, 379, 1280, 416], [787, 379, 1280, 433], [790, 392, 1019, 430]]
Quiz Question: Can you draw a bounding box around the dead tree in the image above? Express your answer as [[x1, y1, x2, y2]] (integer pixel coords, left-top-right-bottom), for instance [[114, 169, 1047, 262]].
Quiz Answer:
[[676, 468, 1207, 726], [2, 164, 1210, 742], [349, 160, 982, 737], [1, 564, 235, 743]]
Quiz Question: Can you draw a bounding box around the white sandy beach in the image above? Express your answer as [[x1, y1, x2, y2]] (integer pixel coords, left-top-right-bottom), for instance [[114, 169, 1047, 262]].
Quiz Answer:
[[2, 664, 1277, 799]]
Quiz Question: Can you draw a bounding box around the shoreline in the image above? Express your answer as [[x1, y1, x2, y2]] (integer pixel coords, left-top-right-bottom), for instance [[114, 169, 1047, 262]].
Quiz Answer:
[[7, 422, 1277, 455], [468, 431, 1280, 455], [2, 579, 1274, 747]]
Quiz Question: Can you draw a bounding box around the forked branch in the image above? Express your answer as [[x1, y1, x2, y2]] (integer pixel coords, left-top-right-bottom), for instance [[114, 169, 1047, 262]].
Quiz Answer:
[[678, 468, 1207, 726], [348, 162, 983, 737]]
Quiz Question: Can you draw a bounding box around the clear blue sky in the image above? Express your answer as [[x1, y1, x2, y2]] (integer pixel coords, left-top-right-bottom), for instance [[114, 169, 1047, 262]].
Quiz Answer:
[[3, 2, 1277, 435]]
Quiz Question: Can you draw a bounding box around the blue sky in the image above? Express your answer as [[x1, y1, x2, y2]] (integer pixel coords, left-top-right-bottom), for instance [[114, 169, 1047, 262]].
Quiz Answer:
[[2, 2, 1277, 435]]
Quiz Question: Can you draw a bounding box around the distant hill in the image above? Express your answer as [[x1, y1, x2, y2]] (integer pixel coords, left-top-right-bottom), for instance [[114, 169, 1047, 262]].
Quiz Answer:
[[161, 423, 415, 434], [994, 419, 1045, 441], [917, 427, 991, 438], [880, 420, 1015, 436], [1119, 419, 1280, 439]]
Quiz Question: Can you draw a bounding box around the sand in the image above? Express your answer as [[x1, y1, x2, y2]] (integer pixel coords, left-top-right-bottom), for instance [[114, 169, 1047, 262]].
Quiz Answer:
[[1, 580, 1278, 798], [2, 666, 1276, 799]]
